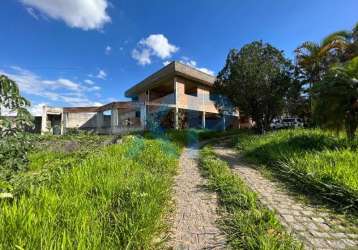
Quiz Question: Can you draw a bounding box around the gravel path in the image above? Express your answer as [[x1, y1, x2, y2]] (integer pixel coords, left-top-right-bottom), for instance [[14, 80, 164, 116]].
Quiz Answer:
[[168, 144, 226, 249], [212, 142, 358, 250]]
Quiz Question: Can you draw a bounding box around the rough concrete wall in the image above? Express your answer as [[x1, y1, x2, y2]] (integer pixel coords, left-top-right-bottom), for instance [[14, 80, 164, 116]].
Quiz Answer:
[[118, 111, 138, 126], [66, 112, 97, 128], [176, 77, 218, 113], [138, 92, 147, 102]]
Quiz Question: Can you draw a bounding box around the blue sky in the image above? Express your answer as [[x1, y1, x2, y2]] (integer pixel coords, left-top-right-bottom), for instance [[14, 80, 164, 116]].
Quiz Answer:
[[0, 0, 357, 115]]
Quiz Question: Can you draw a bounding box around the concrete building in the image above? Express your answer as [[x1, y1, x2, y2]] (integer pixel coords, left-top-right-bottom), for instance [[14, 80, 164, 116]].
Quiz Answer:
[[41, 61, 249, 135]]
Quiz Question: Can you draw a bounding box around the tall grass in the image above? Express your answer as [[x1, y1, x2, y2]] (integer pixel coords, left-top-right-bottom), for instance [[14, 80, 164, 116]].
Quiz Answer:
[[236, 129, 358, 213], [0, 136, 179, 249], [200, 147, 302, 249], [145, 128, 246, 147]]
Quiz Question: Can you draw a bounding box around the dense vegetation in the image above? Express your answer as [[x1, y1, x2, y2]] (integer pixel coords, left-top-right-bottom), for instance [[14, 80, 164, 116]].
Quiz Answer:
[[1, 75, 34, 183], [0, 135, 179, 249], [214, 41, 298, 133], [235, 129, 358, 214], [200, 147, 302, 249], [296, 23, 358, 138]]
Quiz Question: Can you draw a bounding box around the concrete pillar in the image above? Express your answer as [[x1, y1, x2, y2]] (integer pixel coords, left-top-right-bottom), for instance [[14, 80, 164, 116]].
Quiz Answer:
[[140, 104, 147, 129], [174, 107, 179, 130], [41, 105, 48, 134], [111, 108, 119, 134], [62, 112, 67, 135], [222, 113, 226, 131], [96, 111, 104, 133], [202, 111, 206, 129]]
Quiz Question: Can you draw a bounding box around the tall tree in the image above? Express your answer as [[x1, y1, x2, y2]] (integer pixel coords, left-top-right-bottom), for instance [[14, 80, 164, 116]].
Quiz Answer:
[[0, 74, 33, 136], [295, 23, 358, 122], [312, 57, 358, 140], [214, 41, 294, 133], [321, 22, 358, 63]]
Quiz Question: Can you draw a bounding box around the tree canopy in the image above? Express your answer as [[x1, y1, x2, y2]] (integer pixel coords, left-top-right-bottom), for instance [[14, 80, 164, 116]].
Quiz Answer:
[[296, 23, 358, 139], [0, 74, 33, 136], [214, 41, 296, 132], [312, 57, 358, 140]]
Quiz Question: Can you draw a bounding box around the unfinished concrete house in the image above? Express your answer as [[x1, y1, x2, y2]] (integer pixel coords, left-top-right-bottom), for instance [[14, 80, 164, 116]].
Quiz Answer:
[[41, 61, 245, 135]]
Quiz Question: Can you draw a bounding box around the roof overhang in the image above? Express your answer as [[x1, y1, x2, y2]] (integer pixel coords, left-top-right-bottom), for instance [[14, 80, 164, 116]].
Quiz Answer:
[[63, 102, 139, 113], [125, 61, 216, 97]]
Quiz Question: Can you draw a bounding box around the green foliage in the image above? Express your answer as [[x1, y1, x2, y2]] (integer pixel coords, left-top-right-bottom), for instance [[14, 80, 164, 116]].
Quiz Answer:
[[0, 75, 34, 182], [0, 133, 34, 182], [0, 136, 179, 249], [145, 128, 246, 147], [200, 147, 302, 250], [312, 57, 358, 139], [295, 22, 358, 126], [0, 75, 33, 136], [236, 129, 358, 213], [214, 41, 296, 132]]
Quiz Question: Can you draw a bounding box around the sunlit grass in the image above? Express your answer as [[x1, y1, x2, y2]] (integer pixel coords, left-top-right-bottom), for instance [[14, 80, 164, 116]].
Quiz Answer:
[[199, 147, 302, 249], [236, 129, 358, 213], [0, 136, 179, 249]]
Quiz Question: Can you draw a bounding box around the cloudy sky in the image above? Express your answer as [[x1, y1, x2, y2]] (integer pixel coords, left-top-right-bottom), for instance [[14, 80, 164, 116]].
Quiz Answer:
[[1, 0, 357, 115]]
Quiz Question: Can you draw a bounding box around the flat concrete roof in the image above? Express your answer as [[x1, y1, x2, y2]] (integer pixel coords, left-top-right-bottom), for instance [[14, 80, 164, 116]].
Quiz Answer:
[[63, 102, 138, 113], [125, 61, 216, 97]]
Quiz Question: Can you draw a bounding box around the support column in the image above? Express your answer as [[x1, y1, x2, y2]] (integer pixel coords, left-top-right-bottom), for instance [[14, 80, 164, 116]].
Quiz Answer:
[[202, 111, 206, 129], [96, 111, 104, 133], [41, 105, 48, 134], [173, 76, 180, 130], [62, 112, 67, 135], [174, 107, 179, 130], [140, 104, 147, 130], [222, 113, 226, 131], [111, 108, 119, 134]]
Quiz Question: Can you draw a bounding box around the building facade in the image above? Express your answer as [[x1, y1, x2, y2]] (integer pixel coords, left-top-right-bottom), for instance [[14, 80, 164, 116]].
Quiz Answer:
[[41, 61, 245, 135]]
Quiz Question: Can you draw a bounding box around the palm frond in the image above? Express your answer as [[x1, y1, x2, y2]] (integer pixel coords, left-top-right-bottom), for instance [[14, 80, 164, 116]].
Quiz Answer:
[[321, 30, 351, 47]]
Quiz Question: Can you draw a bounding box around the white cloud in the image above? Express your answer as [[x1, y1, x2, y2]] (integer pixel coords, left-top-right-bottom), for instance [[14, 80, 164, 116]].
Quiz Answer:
[[179, 58, 215, 76], [132, 34, 178, 65], [29, 103, 46, 116], [26, 7, 39, 20], [84, 79, 95, 85], [21, 0, 111, 30], [132, 48, 151, 65], [163, 61, 171, 66], [96, 69, 107, 79], [105, 45, 112, 55], [0, 66, 102, 107]]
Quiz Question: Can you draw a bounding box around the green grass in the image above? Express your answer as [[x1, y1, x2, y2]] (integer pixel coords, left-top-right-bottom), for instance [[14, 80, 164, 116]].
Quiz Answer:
[[145, 128, 246, 147], [0, 136, 179, 249], [235, 129, 358, 213], [199, 147, 302, 250]]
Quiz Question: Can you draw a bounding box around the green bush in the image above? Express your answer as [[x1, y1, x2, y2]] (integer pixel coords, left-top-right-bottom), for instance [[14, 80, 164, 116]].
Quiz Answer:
[[0, 136, 179, 249], [0, 133, 34, 182], [200, 147, 302, 249], [236, 129, 358, 213]]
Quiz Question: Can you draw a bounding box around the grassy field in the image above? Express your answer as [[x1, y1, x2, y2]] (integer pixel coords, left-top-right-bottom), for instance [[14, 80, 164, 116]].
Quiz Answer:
[[200, 147, 302, 249], [235, 129, 358, 213], [0, 135, 179, 249]]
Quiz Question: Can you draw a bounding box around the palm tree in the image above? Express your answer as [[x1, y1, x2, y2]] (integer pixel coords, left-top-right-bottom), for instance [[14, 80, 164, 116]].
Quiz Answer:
[[321, 22, 358, 63], [295, 22, 358, 85], [295, 23, 358, 116]]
